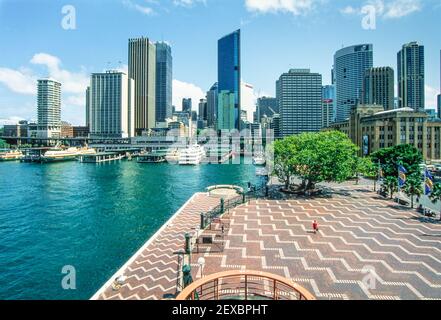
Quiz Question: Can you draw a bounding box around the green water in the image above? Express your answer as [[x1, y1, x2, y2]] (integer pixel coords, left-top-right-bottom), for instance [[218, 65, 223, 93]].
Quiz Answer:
[[0, 160, 259, 300]]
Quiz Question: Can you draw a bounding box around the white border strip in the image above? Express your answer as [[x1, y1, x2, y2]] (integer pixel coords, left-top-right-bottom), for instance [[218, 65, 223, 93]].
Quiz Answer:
[[90, 192, 205, 300]]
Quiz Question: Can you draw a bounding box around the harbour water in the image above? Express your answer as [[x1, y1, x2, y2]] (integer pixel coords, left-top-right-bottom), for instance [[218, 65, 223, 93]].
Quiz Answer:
[[0, 160, 259, 300]]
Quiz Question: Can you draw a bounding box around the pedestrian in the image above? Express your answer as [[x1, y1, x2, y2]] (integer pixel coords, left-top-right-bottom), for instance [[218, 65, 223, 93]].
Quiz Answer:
[[312, 220, 319, 234]]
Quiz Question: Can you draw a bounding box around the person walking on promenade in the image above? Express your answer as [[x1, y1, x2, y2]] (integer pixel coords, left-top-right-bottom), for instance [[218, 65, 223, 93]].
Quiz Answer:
[[312, 220, 319, 234]]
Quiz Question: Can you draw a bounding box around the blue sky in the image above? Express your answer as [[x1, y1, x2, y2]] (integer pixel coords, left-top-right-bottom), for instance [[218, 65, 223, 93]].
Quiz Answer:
[[0, 0, 440, 125]]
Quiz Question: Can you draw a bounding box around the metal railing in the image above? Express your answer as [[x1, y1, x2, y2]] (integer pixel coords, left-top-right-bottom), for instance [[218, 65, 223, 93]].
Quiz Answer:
[[176, 270, 315, 301]]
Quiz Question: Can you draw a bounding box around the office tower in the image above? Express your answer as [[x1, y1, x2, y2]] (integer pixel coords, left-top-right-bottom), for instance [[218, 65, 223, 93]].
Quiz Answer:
[[322, 99, 334, 128], [334, 44, 373, 121], [322, 85, 336, 122], [363, 67, 395, 111], [198, 99, 208, 121], [90, 71, 135, 138], [397, 42, 425, 111], [438, 50, 441, 118], [256, 97, 278, 123], [182, 98, 192, 113], [85, 86, 90, 127], [191, 111, 198, 122], [128, 37, 156, 135], [241, 82, 255, 124], [272, 114, 281, 140], [218, 29, 241, 130], [206, 83, 218, 128], [155, 42, 172, 123], [37, 79, 62, 139], [277, 69, 322, 137], [217, 91, 236, 130]]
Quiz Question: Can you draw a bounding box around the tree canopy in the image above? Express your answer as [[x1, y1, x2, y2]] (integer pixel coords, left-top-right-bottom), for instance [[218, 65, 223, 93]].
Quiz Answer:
[[371, 144, 423, 178], [273, 131, 359, 192]]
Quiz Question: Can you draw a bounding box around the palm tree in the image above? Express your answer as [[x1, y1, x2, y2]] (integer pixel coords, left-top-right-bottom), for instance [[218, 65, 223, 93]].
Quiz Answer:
[[402, 173, 423, 209], [429, 182, 441, 221], [383, 176, 398, 200]]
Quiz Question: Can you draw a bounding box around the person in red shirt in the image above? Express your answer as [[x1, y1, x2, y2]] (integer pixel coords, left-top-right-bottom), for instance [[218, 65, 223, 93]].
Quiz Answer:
[[313, 220, 319, 234]]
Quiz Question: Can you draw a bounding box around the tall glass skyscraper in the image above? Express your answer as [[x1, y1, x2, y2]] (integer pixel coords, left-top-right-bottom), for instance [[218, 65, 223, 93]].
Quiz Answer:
[[155, 42, 172, 123], [397, 42, 425, 111], [206, 82, 218, 128], [128, 37, 156, 135], [218, 29, 241, 130], [334, 44, 373, 122]]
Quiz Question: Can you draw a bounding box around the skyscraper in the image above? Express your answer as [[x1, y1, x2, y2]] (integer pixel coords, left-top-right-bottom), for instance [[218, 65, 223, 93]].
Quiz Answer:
[[322, 85, 336, 122], [128, 37, 156, 135], [85, 86, 90, 127], [438, 50, 441, 118], [240, 82, 255, 124], [397, 42, 425, 111], [218, 29, 241, 130], [277, 69, 323, 137], [37, 79, 61, 139], [256, 97, 278, 123], [182, 98, 192, 113], [334, 44, 373, 121], [363, 67, 395, 111], [155, 42, 172, 122], [198, 98, 207, 121], [217, 91, 236, 130], [89, 71, 135, 138], [206, 83, 218, 128]]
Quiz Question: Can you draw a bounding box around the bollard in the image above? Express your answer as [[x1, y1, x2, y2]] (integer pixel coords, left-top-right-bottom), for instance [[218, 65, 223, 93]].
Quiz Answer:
[[200, 213, 205, 230], [242, 192, 246, 203], [220, 198, 225, 214], [185, 233, 191, 254]]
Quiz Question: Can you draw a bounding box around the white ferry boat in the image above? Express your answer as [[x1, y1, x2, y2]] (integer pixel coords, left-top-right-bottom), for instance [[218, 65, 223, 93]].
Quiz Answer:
[[41, 146, 96, 163], [253, 153, 266, 166], [178, 145, 206, 165], [0, 150, 23, 161], [165, 148, 180, 164]]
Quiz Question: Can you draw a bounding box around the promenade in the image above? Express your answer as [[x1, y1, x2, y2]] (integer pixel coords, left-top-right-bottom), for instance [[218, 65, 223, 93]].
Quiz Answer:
[[93, 182, 441, 300]]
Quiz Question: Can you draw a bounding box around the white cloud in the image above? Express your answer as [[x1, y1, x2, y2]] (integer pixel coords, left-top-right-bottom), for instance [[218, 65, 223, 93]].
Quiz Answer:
[[245, 0, 318, 15], [173, 0, 206, 7], [341, 0, 421, 19], [172, 79, 205, 112], [0, 67, 36, 95], [0, 116, 26, 126], [122, 0, 155, 15]]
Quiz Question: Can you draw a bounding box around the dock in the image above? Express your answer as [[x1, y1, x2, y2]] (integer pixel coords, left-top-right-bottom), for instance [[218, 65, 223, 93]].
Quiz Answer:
[[80, 152, 124, 164]]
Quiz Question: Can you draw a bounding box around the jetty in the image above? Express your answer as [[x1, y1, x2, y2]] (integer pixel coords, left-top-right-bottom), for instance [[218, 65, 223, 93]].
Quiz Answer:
[[80, 152, 125, 164]]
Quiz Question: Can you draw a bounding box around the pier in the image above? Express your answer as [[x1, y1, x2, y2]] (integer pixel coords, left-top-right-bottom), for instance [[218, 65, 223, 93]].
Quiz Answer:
[[80, 152, 125, 164]]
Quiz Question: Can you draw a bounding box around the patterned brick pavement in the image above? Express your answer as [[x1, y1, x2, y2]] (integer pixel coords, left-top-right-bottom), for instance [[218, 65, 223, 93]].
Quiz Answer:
[[94, 184, 441, 300]]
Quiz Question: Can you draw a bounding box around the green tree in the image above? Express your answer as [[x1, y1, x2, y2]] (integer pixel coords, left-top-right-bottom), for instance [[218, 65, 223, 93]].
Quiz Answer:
[[274, 131, 359, 192], [371, 144, 423, 179], [383, 176, 398, 199], [402, 173, 423, 208], [429, 183, 441, 221], [0, 138, 9, 149], [358, 157, 378, 190]]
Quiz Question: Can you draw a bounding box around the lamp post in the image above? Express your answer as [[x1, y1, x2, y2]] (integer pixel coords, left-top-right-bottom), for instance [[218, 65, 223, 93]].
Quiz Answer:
[[197, 257, 206, 279]]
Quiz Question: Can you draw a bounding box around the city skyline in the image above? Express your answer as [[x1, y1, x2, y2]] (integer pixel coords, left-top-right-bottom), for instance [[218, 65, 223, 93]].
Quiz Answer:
[[0, 0, 441, 125]]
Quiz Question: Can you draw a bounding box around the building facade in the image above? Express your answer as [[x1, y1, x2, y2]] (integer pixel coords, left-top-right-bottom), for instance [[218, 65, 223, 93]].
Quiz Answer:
[[397, 42, 425, 111], [85, 86, 91, 128], [322, 99, 334, 129], [328, 105, 441, 161], [277, 69, 323, 137], [240, 82, 255, 124], [206, 83, 218, 128], [128, 37, 156, 135], [37, 79, 62, 139], [217, 90, 236, 130], [182, 98, 192, 114], [90, 71, 135, 138], [363, 67, 395, 111], [256, 96, 278, 123], [322, 85, 336, 122], [334, 44, 373, 122], [155, 42, 172, 123], [218, 30, 241, 130]]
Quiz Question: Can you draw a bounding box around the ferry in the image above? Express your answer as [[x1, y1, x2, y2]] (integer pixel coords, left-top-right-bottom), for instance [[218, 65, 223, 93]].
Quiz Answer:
[[40, 146, 96, 163], [178, 145, 206, 165], [0, 150, 23, 161], [137, 150, 167, 163], [253, 153, 266, 166], [165, 148, 180, 164]]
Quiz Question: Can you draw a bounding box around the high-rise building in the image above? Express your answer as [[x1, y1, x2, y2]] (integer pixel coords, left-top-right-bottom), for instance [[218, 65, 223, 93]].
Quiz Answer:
[[217, 91, 236, 130], [438, 95, 441, 119], [198, 98, 208, 121], [206, 83, 218, 128], [334, 44, 373, 121], [322, 85, 336, 122], [128, 37, 156, 135], [182, 98, 192, 113], [218, 30, 241, 130], [37, 79, 62, 139], [277, 69, 323, 137], [322, 99, 334, 128], [240, 82, 255, 124], [85, 86, 90, 128], [397, 42, 425, 111], [90, 71, 135, 138], [155, 42, 172, 123], [363, 67, 395, 111], [256, 97, 278, 123]]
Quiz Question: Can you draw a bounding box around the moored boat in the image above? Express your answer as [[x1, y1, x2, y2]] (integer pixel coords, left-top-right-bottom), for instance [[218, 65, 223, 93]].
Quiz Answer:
[[178, 145, 206, 165], [0, 150, 23, 161]]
